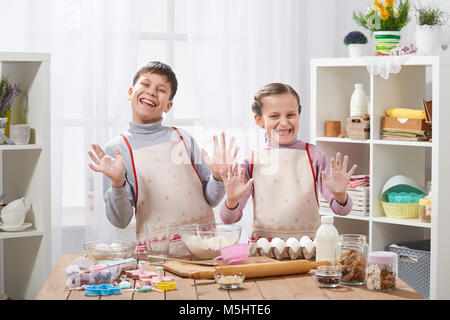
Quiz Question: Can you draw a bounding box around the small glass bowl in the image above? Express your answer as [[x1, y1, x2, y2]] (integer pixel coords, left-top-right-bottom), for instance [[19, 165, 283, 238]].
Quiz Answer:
[[315, 265, 342, 288], [213, 272, 245, 290], [84, 240, 135, 260], [179, 223, 241, 260]]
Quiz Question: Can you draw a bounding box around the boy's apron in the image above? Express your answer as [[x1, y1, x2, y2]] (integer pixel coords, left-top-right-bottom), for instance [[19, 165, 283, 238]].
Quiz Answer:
[[121, 128, 215, 257], [249, 145, 320, 243]]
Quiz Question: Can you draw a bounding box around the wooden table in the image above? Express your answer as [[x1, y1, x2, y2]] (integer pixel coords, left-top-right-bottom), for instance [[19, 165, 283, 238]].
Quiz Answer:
[[36, 254, 424, 300]]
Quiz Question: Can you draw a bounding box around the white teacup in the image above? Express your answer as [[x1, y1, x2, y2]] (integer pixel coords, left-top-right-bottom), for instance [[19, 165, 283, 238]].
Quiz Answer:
[[0, 198, 30, 226], [1, 197, 31, 215], [0, 211, 26, 226]]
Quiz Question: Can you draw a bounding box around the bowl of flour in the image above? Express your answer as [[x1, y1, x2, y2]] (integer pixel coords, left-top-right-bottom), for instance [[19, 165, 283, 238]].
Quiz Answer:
[[179, 223, 241, 260]]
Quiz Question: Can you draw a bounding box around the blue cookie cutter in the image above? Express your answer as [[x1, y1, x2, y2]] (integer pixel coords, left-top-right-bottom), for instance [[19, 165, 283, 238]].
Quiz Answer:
[[85, 284, 121, 296]]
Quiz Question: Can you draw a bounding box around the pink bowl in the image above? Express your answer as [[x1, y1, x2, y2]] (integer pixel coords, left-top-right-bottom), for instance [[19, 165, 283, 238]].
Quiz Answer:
[[217, 243, 250, 265]]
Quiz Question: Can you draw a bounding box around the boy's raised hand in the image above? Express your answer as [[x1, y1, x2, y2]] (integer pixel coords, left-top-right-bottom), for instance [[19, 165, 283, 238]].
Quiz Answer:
[[321, 152, 357, 205], [88, 144, 126, 188], [220, 163, 254, 210], [202, 132, 239, 181]]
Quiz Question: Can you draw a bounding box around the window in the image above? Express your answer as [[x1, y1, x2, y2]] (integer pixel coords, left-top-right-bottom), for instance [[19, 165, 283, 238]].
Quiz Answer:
[[62, 0, 203, 227], [138, 0, 202, 129]]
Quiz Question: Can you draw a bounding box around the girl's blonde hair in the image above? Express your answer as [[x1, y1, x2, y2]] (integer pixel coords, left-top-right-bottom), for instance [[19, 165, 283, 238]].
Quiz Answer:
[[251, 82, 301, 116]]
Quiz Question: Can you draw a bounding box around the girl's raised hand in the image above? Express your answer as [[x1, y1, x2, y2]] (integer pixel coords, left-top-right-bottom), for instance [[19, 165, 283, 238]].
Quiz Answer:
[[88, 144, 126, 188], [202, 132, 239, 181], [220, 163, 254, 209], [321, 152, 357, 205]]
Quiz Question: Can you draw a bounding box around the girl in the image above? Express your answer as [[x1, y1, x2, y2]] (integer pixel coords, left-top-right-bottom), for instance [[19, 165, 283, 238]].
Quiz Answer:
[[220, 83, 357, 243]]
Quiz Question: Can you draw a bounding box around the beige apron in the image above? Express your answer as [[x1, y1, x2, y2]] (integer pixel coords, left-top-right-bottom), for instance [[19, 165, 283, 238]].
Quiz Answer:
[[121, 128, 215, 257], [249, 145, 320, 243]]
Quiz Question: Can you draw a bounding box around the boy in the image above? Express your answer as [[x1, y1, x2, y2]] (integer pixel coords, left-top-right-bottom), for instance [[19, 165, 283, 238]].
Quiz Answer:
[[88, 61, 237, 256]]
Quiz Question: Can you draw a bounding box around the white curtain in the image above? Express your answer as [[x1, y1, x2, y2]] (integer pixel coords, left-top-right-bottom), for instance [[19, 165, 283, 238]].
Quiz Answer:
[[0, 0, 142, 267]]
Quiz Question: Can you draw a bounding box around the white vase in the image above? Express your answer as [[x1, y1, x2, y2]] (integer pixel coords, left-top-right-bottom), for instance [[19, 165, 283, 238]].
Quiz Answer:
[[348, 44, 366, 57], [9, 124, 30, 145], [416, 25, 441, 56]]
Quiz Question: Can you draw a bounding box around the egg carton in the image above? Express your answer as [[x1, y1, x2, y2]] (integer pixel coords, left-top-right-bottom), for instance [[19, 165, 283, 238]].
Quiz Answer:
[[250, 236, 316, 260]]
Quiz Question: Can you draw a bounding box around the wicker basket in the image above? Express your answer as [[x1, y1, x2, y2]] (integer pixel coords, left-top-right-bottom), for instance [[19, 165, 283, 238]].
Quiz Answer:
[[381, 200, 420, 219], [381, 175, 424, 219]]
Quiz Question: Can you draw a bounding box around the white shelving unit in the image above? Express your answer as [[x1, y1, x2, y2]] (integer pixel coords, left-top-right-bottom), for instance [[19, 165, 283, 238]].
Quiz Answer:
[[0, 52, 51, 299], [311, 56, 450, 300]]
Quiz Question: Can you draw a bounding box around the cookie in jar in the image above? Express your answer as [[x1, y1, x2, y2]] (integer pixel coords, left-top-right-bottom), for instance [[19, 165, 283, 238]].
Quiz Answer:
[[338, 234, 368, 285], [367, 251, 398, 291]]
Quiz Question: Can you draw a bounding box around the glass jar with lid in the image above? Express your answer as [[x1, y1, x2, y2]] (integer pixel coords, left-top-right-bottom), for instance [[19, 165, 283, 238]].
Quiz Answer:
[[419, 198, 431, 223], [367, 251, 398, 291], [338, 234, 368, 285]]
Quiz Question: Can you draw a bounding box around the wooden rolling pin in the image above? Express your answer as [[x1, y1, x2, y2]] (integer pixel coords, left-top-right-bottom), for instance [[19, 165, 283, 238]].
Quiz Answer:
[[147, 255, 218, 266], [187, 259, 331, 280]]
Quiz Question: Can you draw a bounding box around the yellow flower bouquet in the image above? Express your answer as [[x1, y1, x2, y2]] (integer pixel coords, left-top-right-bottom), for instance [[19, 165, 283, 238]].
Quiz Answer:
[[353, 0, 411, 55]]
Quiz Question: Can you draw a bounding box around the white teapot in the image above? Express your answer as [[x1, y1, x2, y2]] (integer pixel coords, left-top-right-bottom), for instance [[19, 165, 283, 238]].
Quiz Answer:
[[1, 197, 31, 216]]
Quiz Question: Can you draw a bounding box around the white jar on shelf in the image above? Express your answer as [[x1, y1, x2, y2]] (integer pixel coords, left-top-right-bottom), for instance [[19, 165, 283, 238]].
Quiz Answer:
[[349, 83, 368, 117]]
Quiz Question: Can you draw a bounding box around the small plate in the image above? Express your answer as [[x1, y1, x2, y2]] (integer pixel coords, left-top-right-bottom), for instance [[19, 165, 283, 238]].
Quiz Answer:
[[0, 222, 32, 232]]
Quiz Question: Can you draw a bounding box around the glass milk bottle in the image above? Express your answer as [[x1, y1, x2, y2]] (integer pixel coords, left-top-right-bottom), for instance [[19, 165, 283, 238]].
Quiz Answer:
[[350, 83, 368, 117], [315, 216, 340, 265]]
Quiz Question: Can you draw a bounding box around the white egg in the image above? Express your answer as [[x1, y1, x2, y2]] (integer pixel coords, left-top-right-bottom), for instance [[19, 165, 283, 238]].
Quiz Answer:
[[256, 237, 270, 248], [270, 237, 286, 260], [270, 237, 285, 250], [285, 237, 299, 251], [256, 238, 271, 255], [299, 236, 315, 259], [286, 237, 301, 259]]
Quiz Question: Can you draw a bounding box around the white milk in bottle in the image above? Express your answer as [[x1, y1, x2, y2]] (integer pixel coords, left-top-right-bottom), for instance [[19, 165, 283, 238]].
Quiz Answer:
[[350, 83, 368, 117], [315, 216, 340, 264]]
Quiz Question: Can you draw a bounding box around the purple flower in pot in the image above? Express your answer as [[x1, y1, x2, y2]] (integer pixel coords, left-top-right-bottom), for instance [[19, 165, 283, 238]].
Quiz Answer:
[[344, 31, 368, 58]]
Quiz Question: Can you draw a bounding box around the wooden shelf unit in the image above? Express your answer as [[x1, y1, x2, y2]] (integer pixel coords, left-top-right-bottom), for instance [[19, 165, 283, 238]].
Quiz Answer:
[[0, 52, 51, 299], [311, 56, 450, 299]]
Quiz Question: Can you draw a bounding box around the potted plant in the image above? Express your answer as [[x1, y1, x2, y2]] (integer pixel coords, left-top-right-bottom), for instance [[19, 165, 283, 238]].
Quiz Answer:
[[353, 0, 410, 55], [344, 31, 369, 57], [0, 75, 21, 143], [415, 3, 448, 55]]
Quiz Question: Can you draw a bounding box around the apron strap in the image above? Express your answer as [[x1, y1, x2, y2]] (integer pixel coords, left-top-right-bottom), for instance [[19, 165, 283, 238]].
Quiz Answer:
[[120, 133, 139, 215], [305, 143, 319, 205], [250, 150, 255, 178], [172, 127, 203, 184]]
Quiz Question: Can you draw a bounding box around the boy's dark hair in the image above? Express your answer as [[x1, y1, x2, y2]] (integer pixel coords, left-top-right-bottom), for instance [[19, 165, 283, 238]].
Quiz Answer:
[[133, 61, 178, 100], [251, 82, 302, 116]]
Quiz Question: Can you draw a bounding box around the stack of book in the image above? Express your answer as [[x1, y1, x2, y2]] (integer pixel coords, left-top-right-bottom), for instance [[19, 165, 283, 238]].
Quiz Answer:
[[381, 107, 431, 142]]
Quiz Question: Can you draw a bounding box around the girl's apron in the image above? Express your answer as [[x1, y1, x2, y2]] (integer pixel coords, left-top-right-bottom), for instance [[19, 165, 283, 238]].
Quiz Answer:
[[121, 128, 215, 257], [249, 144, 320, 243]]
